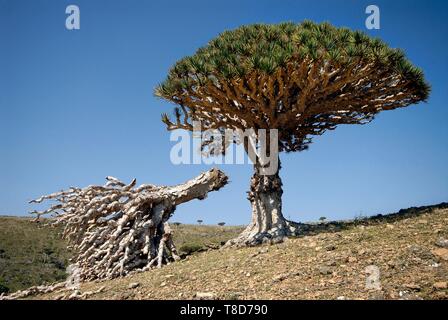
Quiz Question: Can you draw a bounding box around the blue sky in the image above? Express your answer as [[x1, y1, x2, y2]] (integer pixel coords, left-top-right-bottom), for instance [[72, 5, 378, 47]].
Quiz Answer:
[[1, 0, 447, 225]]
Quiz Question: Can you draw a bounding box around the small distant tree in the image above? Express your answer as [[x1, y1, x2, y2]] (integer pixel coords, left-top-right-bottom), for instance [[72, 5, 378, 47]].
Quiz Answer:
[[156, 21, 429, 246], [319, 217, 327, 223], [218, 222, 226, 227], [172, 222, 182, 226], [355, 211, 366, 221], [197, 219, 203, 225]]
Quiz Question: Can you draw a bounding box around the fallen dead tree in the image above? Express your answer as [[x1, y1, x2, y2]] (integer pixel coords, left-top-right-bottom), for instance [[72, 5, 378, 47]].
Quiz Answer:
[[28, 168, 228, 281]]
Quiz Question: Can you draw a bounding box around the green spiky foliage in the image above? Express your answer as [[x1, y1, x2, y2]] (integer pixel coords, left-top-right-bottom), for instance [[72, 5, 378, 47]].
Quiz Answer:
[[155, 21, 430, 152]]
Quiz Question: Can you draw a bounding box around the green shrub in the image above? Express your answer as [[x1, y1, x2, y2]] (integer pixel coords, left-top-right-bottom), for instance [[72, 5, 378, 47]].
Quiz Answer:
[[179, 243, 203, 255], [0, 283, 9, 294]]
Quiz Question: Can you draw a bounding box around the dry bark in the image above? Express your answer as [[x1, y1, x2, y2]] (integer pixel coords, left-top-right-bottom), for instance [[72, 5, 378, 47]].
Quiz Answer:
[[225, 161, 299, 246]]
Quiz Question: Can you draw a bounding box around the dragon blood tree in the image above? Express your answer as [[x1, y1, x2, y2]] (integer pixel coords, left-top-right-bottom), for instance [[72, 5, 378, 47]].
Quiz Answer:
[[155, 21, 430, 246]]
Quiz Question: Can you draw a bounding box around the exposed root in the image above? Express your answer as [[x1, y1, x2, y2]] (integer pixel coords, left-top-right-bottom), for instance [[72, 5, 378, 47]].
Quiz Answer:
[[0, 282, 67, 300], [59, 286, 106, 300], [225, 219, 301, 247]]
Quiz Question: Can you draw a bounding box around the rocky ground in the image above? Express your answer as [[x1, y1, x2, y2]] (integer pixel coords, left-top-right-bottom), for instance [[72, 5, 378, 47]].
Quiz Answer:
[[29, 203, 448, 300]]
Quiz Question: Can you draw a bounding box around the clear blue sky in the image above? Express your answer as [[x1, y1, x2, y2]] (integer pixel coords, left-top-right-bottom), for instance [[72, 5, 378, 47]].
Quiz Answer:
[[1, 0, 447, 225]]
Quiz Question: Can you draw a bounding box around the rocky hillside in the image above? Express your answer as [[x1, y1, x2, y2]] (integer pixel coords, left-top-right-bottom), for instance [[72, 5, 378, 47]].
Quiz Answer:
[[30, 203, 448, 300]]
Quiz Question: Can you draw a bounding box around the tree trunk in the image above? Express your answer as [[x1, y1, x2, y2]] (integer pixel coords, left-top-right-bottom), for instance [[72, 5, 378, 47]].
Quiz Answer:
[[226, 161, 299, 246]]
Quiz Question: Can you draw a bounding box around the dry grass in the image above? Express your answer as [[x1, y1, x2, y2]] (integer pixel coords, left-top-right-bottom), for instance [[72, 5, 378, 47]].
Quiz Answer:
[[171, 224, 245, 254]]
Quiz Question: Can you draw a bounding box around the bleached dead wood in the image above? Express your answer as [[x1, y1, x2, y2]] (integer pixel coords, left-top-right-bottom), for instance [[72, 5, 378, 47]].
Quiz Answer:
[[28, 168, 228, 281], [0, 282, 67, 300], [0, 283, 107, 301]]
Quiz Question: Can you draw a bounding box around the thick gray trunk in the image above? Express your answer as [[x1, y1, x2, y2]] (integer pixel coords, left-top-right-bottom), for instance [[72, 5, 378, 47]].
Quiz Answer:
[[226, 162, 299, 246]]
